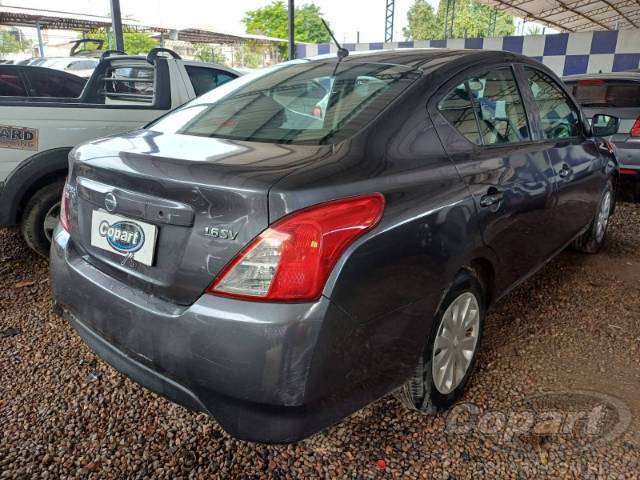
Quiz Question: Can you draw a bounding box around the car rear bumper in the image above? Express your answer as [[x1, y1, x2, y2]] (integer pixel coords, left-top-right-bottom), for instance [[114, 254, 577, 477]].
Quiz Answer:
[[50, 228, 377, 443], [613, 139, 640, 171]]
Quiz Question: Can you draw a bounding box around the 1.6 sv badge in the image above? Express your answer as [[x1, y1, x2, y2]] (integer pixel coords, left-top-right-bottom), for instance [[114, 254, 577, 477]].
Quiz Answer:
[[204, 226, 239, 240]]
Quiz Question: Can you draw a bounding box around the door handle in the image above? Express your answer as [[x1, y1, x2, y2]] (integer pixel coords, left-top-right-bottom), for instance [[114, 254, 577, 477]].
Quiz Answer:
[[559, 164, 572, 178], [480, 188, 504, 207]]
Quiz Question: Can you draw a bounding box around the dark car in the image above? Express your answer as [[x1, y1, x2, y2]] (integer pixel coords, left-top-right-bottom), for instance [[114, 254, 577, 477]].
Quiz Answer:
[[50, 49, 618, 443], [564, 72, 640, 190], [0, 64, 86, 98]]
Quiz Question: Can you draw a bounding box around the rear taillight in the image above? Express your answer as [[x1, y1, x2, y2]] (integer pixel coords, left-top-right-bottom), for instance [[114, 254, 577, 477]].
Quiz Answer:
[[620, 168, 638, 175], [60, 179, 70, 232], [207, 193, 385, 302], [630, 117, 640, 137]]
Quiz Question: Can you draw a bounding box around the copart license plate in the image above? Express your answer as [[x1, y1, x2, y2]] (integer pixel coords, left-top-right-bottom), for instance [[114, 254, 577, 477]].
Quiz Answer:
[[90, 210, 157, 266]]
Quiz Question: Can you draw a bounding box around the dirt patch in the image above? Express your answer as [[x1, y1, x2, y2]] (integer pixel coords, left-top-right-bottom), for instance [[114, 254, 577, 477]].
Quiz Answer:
[[1, 203, 640, 479]]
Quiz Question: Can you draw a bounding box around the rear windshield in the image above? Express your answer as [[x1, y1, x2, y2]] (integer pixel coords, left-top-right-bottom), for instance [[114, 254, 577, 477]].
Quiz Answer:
[[148, 61, 421, 144], [568, 80, 640, 108]]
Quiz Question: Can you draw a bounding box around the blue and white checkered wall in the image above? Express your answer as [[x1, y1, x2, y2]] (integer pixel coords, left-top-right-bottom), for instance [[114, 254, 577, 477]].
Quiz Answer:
[[296, 29, 640, 77]]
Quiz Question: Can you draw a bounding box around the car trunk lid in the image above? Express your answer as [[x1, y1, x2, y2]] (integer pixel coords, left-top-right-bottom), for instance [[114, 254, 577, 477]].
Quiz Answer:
[[68, 129, 329, 305]]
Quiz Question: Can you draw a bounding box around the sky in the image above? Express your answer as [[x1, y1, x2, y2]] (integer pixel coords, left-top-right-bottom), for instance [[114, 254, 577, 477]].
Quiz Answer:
[[7, 0, 442, 44]]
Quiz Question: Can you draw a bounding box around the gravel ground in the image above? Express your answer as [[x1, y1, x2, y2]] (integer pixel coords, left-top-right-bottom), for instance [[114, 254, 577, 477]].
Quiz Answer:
[[1, 203, 640, 479]]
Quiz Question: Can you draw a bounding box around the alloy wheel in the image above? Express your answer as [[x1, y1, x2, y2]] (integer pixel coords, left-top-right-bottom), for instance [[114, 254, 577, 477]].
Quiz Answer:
[[596, 190, 612, 243], [43, 201, 61, 243]]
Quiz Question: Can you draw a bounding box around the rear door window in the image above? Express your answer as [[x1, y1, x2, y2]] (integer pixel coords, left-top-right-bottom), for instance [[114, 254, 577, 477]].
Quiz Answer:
[[438, 82, 481, 144], [0, 69, 28, 96], [569, 80, 640, 108], [23, 68, 85, 97], [185, 66, 237, 97], [438, 68, 531, 145], [525, 68, 582, 139]]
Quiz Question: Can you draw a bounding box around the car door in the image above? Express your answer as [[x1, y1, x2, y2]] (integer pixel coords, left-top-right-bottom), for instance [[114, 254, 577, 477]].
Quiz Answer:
[[519, 67, 602, 243], [430, 65, 557, 293]]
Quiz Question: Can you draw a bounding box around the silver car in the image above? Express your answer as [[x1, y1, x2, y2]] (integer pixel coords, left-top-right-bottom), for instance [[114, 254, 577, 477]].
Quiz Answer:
[[565, 72, 640, 186]]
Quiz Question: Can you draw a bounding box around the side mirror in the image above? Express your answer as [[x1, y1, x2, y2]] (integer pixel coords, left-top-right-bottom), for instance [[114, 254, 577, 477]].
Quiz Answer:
[[591, 114, 619, 137]]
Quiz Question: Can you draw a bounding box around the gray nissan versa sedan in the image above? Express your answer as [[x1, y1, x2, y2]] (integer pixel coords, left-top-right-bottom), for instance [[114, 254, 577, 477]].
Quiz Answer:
[[50, 49, 619, 443]]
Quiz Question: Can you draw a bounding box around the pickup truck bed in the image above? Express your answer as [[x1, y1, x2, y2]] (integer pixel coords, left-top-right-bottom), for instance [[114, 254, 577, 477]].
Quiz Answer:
[[0, 48, 238, 256]]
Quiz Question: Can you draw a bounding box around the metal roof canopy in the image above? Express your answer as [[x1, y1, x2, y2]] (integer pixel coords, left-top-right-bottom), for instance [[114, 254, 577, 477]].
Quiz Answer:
[[478, 0, 640, 32], [0, 6, 288, 44], [0, 5, 153, 31], [171, 29, 287, 45]]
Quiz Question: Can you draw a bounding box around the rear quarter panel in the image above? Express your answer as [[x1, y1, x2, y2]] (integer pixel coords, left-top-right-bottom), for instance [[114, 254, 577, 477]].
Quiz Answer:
[[269, 84, 488, 403]]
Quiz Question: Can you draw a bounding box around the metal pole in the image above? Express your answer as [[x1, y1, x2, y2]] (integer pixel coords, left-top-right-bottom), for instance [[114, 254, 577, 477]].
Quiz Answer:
[[450, 0, 456, 37], [443, 0, 450, 39], [385, 0, 395, 43], [109, 0, 125, 53], [489, 9, 497, 37], [35, 21, 45, 57], [288, 0, 295, 60]]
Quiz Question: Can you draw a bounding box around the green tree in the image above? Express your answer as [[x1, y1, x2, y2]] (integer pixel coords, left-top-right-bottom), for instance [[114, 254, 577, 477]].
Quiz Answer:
[[243, 1, 331, 44], [403, 0, 439, 41], [194, 45, 226, 64], [404, 0, 514, 40], [0, 28, 28, 54], [525, 24, 544, 35], [233, 43, 265, 69], [87, 29, 157, 54]]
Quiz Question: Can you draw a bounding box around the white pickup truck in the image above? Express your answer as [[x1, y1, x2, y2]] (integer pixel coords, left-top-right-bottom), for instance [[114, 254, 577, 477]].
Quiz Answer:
[[0, 48, 239, 256]]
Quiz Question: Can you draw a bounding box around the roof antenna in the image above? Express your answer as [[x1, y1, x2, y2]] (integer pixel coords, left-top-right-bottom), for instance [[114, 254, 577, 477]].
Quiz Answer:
[[321, 18, 349, 60]]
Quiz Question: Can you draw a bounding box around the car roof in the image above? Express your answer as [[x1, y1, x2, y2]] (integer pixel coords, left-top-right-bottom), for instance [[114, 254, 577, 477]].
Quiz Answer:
[[563, 71, 640, 82], [302, 48, 535, 70]]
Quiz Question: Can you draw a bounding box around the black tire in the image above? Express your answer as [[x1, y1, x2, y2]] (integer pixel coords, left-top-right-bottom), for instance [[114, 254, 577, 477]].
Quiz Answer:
[[20, 181, 65, 258], [572, 179, 615, 254], [395, 269, 486, 413]]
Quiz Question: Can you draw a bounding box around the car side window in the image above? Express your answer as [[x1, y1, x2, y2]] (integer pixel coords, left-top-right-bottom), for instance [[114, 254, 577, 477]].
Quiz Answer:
[[24, 69, 84, 97], [524, 68, 581, 140], [0, 69, 27, 96], [185, 66, 236, 97], [439, 68, 531, 145], [438, 82, 481, 144]]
